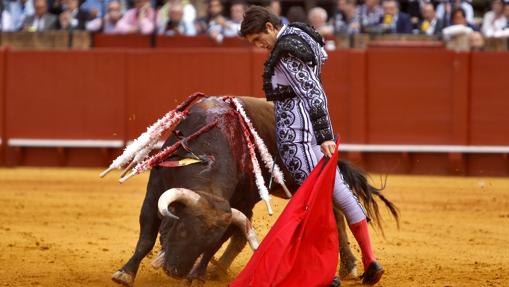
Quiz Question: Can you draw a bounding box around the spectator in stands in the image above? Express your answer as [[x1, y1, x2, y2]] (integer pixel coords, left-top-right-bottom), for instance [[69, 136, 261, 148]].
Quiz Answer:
[[80, 0, 102, 19], [355, 0, 383, 32], [469, 30, 485, 50], [86, 0, 123, 33], [308, 6, 333, 36], [22, 0, 57, 31], [194, 0, 223, 35], [223, 0, 246, 37], [158, 0, 196, 34], [116, 0, 155, 34], [481, 0, 507, 37], [195, 0, 237, 42], [401, 0, 422, 27], [436, 0, 474, 26], [80, 0, 130, 19], [47, 0, 65, 15], [58, 0, 91, 30], [158, 0, 196, 35], [378, 0, 412, 33], [6, 0, 35, 31], [1, 1, 15, 31], [451, 7, 478, 30], [333, 0, 360, 35], [265, 0, 288, 25], [286, 5, 307, 23], [419, 3, 445, 35], [505, 1, 509, 28]]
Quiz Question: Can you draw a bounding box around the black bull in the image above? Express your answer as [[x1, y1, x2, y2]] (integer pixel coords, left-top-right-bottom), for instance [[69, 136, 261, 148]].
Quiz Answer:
[[111, 96, 399, 286]]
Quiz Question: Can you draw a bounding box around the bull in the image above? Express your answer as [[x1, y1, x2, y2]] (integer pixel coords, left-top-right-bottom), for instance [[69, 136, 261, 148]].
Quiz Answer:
[[109, 96, 399, 286]]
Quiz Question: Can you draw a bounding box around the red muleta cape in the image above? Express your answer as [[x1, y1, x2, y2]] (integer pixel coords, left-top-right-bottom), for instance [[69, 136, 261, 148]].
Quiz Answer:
[[230, 139, 340, 287]]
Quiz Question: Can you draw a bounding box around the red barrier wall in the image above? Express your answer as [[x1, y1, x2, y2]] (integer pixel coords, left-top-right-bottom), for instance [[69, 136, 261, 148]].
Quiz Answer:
[[156, 36, 251, 48], [125, 48, 253, 137], [4, 50, 126, 166], [1, 47, 508, 176], [367, 48, 456, 144], [0, 49, 5, 165], [93, 34, 152, 48], [250, 49, 268, 99], [322, 50, 364, 143], [92, 34, 252, 49], [468, 52, 509, 175]]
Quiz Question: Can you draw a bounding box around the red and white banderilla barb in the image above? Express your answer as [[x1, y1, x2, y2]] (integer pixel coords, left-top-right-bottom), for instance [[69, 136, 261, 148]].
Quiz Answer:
[[235, 111, 273, 215], [226, 97, 292, 198], [119, 117, 221, 183], [100, 92, 206, 178]]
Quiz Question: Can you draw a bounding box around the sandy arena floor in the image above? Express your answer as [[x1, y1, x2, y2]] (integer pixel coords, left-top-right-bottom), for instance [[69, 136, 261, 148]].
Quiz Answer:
[[0, 168, 508, 287]]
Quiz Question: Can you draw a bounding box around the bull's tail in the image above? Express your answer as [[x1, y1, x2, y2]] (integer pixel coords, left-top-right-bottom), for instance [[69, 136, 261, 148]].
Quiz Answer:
[[338, 159, 400, 234]]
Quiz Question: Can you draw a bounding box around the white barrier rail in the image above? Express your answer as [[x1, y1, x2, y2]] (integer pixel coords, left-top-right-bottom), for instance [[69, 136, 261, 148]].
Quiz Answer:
[[339, 144, 509, 154], [8, 139, 124, 148], [5, 139, 509, 154]]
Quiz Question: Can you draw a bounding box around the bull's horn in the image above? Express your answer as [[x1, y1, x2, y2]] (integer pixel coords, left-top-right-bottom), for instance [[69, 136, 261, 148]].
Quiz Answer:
[[158, 188, 203, 220], [231, 208, 259, 251]]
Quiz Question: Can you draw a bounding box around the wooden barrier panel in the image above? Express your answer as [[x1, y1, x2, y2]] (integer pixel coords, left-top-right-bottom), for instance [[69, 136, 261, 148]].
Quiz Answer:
[[1, 31, 70, 49], [365, 47, 458, 174], [1, 31, 91, 50], [93, 33, 152, 48], [366, 47, 455, 144], [125, 48, 253, 138], [470, 52, 509, 145], [156, 35, 251, 48], [5, 50, 126, 166], [322, 50, 366, 144], [468, 52, 509, 176]]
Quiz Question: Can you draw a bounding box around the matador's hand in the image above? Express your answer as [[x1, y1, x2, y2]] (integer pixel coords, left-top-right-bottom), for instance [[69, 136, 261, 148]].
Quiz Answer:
[[320, 140, 336, 158]]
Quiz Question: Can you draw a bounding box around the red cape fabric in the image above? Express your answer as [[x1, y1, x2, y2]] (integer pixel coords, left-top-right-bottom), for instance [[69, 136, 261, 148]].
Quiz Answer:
[[230, 140, 340, 287]]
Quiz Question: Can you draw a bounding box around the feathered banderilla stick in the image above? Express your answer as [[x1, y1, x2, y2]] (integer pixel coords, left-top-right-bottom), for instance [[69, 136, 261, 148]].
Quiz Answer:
[[227, 97, 292, 199], [119, 117, 221, 183], [99, 92, 206, 178]]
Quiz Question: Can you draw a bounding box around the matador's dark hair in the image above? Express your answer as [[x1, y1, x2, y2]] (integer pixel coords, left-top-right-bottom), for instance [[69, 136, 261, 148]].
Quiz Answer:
[[239, 5, 282, 37]]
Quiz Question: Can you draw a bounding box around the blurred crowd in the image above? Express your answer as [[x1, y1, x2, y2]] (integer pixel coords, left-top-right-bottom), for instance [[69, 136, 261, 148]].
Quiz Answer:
[[0, 0, 508, 41]]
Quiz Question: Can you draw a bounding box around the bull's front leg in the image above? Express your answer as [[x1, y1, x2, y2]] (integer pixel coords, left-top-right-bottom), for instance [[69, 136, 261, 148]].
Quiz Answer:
[[183, 230, 234, 287], [207, 225, 247, 280], [184, 226, 240, 287], [333, 206, 358, 279], [112, 184, 162, 287], [216, 228, 247, 273]]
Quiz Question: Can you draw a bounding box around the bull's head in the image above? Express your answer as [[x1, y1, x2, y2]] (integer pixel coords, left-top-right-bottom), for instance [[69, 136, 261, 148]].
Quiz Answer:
[[156, 188, 258, 278]]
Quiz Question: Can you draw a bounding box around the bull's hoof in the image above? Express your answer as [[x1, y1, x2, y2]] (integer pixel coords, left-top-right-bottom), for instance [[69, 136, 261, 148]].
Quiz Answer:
[[360, 261, 384, 285], [208, 259, 230, 280], [112, 270, 135, 287], [330, 276, 341, 287], [340, 265, 358, 280]]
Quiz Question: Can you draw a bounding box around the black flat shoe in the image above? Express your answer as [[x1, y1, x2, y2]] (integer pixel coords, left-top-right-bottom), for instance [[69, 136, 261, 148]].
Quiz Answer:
[[360, 261, 384, 285], [330, 276, 341, 287]]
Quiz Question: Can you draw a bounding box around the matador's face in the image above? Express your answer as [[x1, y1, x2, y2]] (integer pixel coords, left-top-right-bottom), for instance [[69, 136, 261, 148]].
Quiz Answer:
[[245, 22, 279, 50]]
